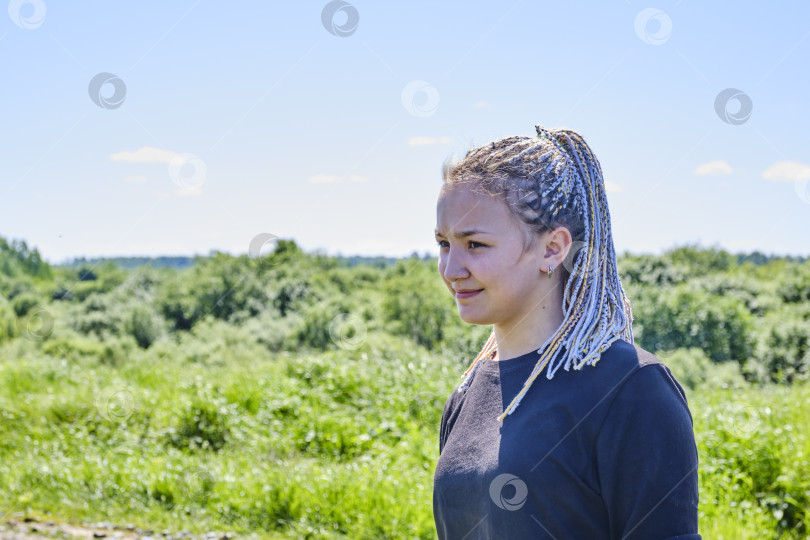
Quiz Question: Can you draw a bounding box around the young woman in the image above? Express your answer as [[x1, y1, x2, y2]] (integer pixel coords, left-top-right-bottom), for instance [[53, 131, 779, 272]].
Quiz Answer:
[[432, 125, 700, 539]]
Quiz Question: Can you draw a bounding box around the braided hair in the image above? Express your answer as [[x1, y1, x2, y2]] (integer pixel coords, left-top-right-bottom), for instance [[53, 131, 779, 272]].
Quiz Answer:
[[442, 124, 634, 421]]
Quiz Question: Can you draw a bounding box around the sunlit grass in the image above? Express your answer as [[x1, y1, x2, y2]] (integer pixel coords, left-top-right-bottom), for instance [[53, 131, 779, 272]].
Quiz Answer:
[[0, 330, 454, 539], [1, 328, 809, 538]]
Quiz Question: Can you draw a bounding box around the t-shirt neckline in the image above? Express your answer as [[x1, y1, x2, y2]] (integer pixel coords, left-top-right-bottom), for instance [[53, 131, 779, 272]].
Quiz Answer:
[[479, 348, 544, 374]]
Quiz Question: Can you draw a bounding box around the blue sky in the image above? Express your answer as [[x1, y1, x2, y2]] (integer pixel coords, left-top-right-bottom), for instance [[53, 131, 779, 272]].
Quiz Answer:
[[1, 1, 809, 264]]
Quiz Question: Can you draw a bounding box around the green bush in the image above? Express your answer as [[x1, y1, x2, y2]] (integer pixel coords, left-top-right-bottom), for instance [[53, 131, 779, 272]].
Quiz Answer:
[[0, 298, 18, 343], [272, 276, 311, 317], [157, 278, 201, 332], [11, 291, 41, 317], [618, 252, 690, 286], [41, 334, 107, 362], [242, 310, 303, 352], [381, 259, 458, 350], [658, 347, 746, 392], [170, 398, 232, 452], [69, 293, 128, 339], [293, 299, 366, 350], [77, 266, 98, 281], [0, 236, 52, 279], [746, 307, 810, 383], [50, 283, 75, 301], [632, 285, 754, 364], [125, 305, 166, 349], [99, 335, 138, 367], [777, 261, 810, 303], [688, 272, 777, 316], [156, 255, 274, 331]]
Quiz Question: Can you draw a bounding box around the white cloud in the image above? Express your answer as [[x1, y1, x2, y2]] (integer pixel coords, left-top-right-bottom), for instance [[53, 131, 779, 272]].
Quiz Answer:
[[124, 175, 147, 183], [473, 100, 487, 109], [762, 160, 810, 182], [604, 180, 622, 193], [349, 175, 368, 183], [110, 146, 177, 163], [694, 160, 733, 175], [407, 136, 453, 146], [307, 174, 343, 184]]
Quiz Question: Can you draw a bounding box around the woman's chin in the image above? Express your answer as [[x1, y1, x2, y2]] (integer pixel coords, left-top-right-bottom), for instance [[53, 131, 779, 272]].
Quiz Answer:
[[456, 308, 491, 326]]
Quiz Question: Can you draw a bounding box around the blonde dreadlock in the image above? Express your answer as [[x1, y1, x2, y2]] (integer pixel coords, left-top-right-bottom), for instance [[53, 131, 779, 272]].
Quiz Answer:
[[443, 125, 634, 421]]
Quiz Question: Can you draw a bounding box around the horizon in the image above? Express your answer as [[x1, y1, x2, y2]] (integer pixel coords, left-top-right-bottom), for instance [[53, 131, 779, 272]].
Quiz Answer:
[[4, 233, 806, 268]]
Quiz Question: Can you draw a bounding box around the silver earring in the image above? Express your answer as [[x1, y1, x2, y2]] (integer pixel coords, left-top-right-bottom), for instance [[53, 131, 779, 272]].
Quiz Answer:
[[547, 265, 555, 278]]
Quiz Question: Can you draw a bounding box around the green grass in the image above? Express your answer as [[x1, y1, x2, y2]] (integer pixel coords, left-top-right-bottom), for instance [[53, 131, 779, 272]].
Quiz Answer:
[[691, 384, 810, 539], [1, 329, 809, 538], [0, 329, 455, 539]]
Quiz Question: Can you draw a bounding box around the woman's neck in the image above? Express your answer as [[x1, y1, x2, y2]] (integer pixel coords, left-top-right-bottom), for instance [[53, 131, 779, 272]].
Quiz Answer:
[[492, 285, 565, 361]]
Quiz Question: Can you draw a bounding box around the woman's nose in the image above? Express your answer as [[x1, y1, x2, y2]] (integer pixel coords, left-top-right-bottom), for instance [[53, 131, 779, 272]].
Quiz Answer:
[[442, 248, 470, 282]]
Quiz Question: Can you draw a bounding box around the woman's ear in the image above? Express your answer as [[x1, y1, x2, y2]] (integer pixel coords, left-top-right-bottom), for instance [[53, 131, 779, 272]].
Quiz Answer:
[[544, 226, 573, 268]]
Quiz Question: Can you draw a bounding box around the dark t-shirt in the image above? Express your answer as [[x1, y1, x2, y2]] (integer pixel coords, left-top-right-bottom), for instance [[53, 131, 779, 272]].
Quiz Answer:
[[433, 339, 700, 540]]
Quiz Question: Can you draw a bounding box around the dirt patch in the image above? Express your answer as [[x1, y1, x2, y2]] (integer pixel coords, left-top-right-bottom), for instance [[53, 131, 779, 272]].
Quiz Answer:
[[0, 517, 236, 540]]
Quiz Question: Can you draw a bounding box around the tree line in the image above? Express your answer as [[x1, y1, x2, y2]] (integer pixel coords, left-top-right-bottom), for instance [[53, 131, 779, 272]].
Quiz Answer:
[[1, 235, 808, 384]]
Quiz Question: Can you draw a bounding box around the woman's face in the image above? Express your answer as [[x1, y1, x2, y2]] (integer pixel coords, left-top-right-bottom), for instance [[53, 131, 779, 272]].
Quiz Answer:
[[435, 185, 552, 329]]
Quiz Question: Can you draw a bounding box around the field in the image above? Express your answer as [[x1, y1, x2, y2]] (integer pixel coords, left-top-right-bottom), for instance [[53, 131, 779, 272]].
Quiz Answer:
[[1, 238, 809, 538]]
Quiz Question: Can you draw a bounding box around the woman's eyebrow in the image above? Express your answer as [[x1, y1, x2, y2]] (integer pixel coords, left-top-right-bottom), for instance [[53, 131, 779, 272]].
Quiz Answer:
[[434, 229, 491, 239]]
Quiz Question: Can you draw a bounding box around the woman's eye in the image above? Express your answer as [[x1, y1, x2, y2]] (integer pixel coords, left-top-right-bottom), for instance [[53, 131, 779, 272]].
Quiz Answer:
[[435, 240, 485, 249]]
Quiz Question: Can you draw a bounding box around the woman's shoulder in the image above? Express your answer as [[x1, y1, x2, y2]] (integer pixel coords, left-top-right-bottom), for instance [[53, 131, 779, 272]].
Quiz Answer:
[[597, 338, 669, 377], [573, 338, 687, 402], [597, 339, 690, 409]]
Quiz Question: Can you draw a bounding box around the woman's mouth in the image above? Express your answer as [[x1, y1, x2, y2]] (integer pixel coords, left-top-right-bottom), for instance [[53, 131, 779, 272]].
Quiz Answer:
[[455, 289, 482, 299]]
